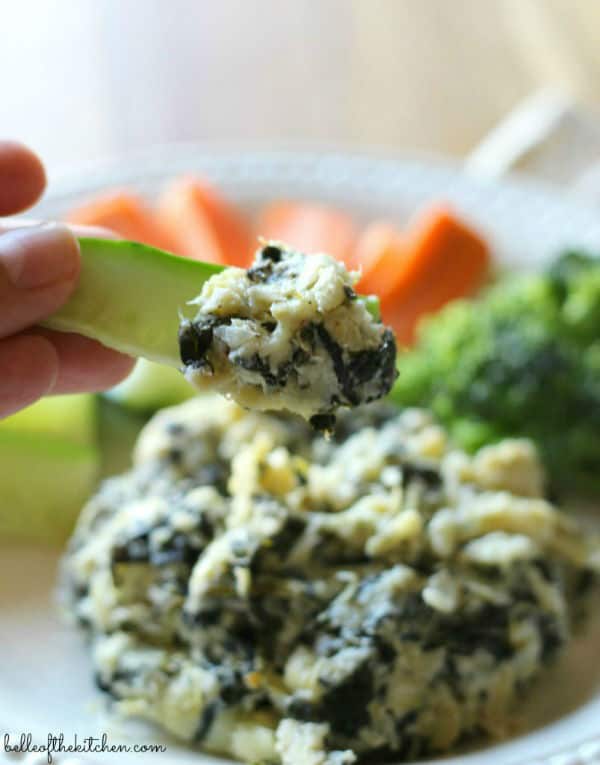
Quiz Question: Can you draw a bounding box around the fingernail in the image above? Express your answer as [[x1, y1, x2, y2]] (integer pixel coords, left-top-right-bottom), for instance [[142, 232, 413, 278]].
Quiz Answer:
[[0, 223, 80, 289]]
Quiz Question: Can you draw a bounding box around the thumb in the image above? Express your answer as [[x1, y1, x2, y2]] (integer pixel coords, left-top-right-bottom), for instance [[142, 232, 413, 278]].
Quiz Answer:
[[0, 223, 80, 339]]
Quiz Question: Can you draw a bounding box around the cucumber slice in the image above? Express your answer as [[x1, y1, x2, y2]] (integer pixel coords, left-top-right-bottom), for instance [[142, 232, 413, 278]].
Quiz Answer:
[[97, 398, 148, 478], [43, 238, 223, 366], [0, 395, 100, 543], [0, 394, 97, 446], [0, 431, 99, 544], [105, 359, 195, 412]]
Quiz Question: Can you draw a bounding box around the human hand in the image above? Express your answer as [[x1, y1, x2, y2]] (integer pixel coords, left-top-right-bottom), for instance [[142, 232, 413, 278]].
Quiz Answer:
[[0, 141, 135, 419]]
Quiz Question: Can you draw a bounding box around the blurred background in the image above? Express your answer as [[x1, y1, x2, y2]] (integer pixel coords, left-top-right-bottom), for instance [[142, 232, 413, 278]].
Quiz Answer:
[[4, 0, 600, 177]]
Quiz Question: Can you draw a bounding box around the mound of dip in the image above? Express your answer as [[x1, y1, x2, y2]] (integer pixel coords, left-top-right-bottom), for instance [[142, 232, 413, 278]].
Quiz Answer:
[[62, 395, 599, 764]]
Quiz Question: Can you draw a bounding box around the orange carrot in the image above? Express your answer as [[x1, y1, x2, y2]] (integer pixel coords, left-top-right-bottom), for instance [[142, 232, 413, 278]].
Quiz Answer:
[[353, 222, 405, 299], [384, 205, 489, 345], [355, 205, 490, 346], [256, 201, 358, 267], [156, 177, 254, 267], [65, 191, 176, 251]]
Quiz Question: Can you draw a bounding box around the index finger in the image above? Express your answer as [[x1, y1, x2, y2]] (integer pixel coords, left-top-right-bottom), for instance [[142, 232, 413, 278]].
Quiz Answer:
[[0, 142, 46, 216]]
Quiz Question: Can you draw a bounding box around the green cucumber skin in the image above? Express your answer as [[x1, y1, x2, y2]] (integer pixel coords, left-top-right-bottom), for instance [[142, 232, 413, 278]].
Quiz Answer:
[[43, 238, 223, 366]]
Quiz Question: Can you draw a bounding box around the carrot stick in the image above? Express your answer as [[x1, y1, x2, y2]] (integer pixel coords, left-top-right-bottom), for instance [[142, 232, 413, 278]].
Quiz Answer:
[[382, 205, 490, 345], [256, 201, 358, 267], [353, 222, 405, 299], [65, 191, 176, 251], [156, 177, 254, 267]]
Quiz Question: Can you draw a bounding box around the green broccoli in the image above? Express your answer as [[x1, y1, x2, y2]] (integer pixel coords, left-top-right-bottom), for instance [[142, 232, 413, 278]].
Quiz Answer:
[[390, 251, 600, 496]]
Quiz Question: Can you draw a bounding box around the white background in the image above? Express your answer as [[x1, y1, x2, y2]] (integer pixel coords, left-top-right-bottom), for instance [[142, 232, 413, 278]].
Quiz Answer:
[[2, 0, 600, 176]]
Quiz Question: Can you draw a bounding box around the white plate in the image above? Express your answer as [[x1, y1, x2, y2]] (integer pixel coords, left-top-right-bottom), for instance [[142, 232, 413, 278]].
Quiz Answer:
[[2, 148, 600, 765]]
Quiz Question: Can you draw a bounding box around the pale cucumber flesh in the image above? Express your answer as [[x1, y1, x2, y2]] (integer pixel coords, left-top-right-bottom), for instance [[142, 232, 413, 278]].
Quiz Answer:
[[105, 359, 195, 412], [43, 238, 223, 366]]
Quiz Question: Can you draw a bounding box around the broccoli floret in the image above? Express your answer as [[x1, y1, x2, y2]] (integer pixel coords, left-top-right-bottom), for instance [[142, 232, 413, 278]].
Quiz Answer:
[[391, 251, 600, 496]]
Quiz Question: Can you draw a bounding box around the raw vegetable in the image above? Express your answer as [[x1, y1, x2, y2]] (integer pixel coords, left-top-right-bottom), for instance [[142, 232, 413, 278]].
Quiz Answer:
[[0, 393, 97, 445], [43, 238, 223, 366], [66, 191, 176, 251], [0, 432, 99, 543], [257, 201, 358, 267], [0, 395, 100, 543], [356, 206, 490, 345], [156, 176, 253, 266], [354, 221, 404, 298], [390, 251, 600, 495], [97, 398, 147, 478], [106, 359, 195, 412]]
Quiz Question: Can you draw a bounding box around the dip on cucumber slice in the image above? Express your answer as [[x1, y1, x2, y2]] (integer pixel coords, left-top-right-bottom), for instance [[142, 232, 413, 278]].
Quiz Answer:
[[45, 239, 397, 426], [180, 242, 397, 427]]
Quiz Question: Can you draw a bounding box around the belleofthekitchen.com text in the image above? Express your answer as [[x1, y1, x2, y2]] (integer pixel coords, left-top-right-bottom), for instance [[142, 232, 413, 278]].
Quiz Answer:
[[3, 732, 167, 762]]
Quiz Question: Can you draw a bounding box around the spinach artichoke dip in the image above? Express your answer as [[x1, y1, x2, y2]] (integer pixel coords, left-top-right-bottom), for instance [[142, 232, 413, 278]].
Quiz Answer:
[[62, 394, 599, 764], [178, 243, 397, 428]]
